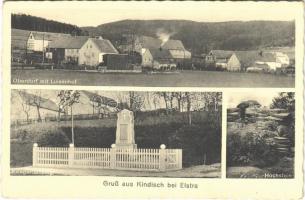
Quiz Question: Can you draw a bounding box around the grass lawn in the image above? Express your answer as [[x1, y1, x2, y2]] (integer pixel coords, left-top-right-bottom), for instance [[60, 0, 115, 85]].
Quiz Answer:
[[11, 69, 294, 87]]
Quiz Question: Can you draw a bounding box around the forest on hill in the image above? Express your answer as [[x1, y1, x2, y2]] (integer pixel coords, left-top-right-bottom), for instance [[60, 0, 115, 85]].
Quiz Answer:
[[82, 20, 295, 54], [11, 14, 88, 36]]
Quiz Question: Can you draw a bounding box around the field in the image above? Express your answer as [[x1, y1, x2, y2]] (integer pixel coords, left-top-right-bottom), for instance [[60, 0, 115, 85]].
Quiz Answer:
[[11, 69, 295, 87]]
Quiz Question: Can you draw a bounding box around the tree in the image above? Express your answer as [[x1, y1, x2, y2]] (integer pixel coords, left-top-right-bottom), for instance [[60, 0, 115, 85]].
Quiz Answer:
[[58, 90, 80, 145], [271, 92, 295, 112], [271, 92, 295, 147], [185, 92, 192, 125], [90, 93, 118, 118], [18, 90, 32, 123], [129, 91, 145, 112], [18, 90, 43, 122], [31, 91, 43, 122]]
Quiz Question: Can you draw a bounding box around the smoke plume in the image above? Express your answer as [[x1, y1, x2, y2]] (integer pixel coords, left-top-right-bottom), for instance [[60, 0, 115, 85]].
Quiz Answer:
[[156, 28, 176, 46]]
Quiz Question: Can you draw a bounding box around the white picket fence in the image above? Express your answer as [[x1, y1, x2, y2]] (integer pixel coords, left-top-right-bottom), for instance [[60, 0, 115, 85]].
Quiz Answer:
[[33, 144, 182, 171]]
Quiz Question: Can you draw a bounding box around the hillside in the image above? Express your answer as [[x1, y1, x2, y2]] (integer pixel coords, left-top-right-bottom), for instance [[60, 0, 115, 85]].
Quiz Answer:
[[82, 20, 295, 54]]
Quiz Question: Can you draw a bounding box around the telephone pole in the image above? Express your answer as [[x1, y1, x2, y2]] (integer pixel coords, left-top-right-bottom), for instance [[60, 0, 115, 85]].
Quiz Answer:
[[42, 34, 45, 64]]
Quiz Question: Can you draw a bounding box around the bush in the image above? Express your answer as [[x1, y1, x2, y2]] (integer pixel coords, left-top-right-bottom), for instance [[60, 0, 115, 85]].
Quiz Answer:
[[227, 132, 279, 168], [37, 129, 70, 147]]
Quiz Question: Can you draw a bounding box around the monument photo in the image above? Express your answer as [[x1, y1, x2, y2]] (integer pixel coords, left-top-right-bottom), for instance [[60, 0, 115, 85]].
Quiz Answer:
[[10, 89, 222, 177]]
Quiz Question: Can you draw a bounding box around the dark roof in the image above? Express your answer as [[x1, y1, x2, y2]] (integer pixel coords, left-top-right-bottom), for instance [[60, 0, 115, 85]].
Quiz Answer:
[[234, 51, 261, 68], [264, 47, 295, 59], [149, 48, 173, 61], [237, 100, 261, 108], [209, 50, 234, 59], [257, 52, 277, 62], [162, 39, 185, 50], [91, 39, 119, 54], [11, 29, 31, 49], [48, 36, 89, 49], [138, 36, 162, 49], [81, 91, 117, 108], [17, 91, 60, 112]]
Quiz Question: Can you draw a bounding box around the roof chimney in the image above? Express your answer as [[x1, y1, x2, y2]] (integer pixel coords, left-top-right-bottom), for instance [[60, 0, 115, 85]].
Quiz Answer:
[[95, 36, 103, 40]]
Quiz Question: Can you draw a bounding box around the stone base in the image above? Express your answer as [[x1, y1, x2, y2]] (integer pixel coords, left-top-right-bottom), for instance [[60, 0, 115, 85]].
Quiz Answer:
[[115, 144, 137, 149]]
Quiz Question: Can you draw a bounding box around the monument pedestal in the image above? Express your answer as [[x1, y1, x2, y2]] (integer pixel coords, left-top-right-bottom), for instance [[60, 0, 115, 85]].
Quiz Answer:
[[115, 144, 137, 149], [115, 109, 137, 149]]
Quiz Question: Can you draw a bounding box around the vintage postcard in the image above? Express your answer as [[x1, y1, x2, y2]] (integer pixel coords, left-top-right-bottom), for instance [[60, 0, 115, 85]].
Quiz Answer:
[[1, 1, 304, 199]]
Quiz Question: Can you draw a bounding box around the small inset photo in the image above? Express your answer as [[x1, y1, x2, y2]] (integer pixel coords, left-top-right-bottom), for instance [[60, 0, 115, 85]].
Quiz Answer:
[[226, 92, 295, 178]]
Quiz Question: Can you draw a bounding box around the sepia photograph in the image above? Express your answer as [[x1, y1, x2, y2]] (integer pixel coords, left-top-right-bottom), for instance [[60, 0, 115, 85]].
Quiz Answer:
[[226, 92, 295, 178], [10, 89, 222, 178], [10, 3, 295, 87], [2, 1, 304, 199]]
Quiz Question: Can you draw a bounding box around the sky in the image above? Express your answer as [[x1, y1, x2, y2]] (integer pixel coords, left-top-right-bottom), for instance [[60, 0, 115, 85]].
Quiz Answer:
[[8, 1, 299, 27], [228, 91, 279, 108]]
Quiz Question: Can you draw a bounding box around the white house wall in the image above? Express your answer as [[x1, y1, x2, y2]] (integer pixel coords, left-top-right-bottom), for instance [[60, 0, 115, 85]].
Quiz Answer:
[[78, 39, 101, 66], [27, 39, 50, 52], [141, 49, 154, 67], [227, 54, 241, 71], [169, 50, 191, 59], [275, 53, 290, 65], [256, 61, 282, 70]]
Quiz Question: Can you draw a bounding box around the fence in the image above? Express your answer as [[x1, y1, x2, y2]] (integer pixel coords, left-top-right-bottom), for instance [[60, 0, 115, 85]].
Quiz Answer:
[[33, 144, 182, 171]]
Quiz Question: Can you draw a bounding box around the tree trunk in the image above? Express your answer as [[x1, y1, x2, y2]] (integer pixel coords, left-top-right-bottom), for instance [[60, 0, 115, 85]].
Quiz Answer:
[[57, 108, 61, 122], [36, 106, 41, 122], [186, 93, 192, 125], [71, 106, 74, 145], [129, 91, 134, 111], [177, 99, 181, 112], [26, 113, 29, 123]]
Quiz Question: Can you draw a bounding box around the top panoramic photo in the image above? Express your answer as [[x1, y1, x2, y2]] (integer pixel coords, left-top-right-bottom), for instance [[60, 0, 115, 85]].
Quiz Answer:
[[10, 2, 297, 87]]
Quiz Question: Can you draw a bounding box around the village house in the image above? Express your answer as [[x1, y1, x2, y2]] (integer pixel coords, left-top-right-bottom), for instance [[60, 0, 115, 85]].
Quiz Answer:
[[11, 90, 61, 123], [119, 35, 191, 63], [254, 52, 290, 71], [206, 49, 291, 72], [78, 37, 119, 66], [264, 47, 294, 65], [81, 91, 118, 117], [141, 48, 176, 70], [118, 35, 162, 53], [161, 39, 191, 60], [47, 36, 89, 64], [206, 50, 241, 71], [26, 31, 70, 52]]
